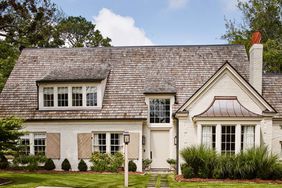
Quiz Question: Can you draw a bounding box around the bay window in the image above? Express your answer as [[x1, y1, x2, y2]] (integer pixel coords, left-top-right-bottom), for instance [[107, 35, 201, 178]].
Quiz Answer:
[[202, 125, 216, 149], [221, 125, 236, 155], [241, 126, 255, 151], [201, 124, 257, 154]]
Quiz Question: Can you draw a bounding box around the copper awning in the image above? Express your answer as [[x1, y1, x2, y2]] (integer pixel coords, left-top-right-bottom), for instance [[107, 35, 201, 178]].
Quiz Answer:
[[194, 96, 261, 118]]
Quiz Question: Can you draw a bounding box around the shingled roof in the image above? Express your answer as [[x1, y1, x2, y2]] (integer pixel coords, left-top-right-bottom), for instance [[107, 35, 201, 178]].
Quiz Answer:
[[262, 74, 282, 118], [0, 45, 254, 120]]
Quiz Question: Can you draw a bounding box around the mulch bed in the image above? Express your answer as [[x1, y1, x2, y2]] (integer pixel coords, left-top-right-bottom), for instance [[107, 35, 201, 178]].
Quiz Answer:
[[175, 175, 282, 184]]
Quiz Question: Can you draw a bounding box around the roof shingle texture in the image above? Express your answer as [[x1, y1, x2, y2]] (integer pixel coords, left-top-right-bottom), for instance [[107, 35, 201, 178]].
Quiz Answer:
[[262, 74, 282, 118], [0, 45, 253, 120]]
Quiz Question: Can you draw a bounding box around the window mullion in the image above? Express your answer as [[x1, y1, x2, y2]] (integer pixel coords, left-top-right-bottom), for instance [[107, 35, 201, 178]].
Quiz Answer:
[[106, 132, 111, 153], [30, 133, 35, 155]]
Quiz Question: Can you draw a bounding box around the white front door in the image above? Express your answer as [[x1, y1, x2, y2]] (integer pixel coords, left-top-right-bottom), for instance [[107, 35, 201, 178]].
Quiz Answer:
[[150, 130, 170, 169]]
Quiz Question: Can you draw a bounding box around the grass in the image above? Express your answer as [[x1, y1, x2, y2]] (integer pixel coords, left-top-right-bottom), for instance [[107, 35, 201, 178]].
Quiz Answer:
[[0, 172, 282, 188], [0, 171, 149, 188], [168, 175, 282, 188]]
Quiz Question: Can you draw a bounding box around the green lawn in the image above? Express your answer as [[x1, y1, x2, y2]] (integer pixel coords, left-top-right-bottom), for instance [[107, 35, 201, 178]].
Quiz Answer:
[[0, 172, 149, 188], [0, 172, 282, 188], [168, 175, 282, 188]]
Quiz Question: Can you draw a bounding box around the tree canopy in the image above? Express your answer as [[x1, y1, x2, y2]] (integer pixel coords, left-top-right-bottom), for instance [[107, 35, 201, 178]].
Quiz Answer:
[[0, 117, 24, 156], [222, 0, 282, 73], [0, 0, 111, 92]]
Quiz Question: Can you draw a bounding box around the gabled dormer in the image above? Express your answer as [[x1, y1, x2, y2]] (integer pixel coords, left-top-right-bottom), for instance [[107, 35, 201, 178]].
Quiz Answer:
[[36, 65, 110, 110]]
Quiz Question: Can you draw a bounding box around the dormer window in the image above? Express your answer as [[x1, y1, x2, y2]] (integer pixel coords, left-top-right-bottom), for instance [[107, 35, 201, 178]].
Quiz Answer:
[[72, 87, 83, 106], [39, 84, 101, 110], [43, 87, 54, 107], [149, 99, 170, 123], [58, 87, 68, 107]]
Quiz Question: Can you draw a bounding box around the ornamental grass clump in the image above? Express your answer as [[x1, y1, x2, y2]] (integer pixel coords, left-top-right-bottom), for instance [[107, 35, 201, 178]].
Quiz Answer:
[[180, 145, 217, 178], [181, 145, 282, 180]]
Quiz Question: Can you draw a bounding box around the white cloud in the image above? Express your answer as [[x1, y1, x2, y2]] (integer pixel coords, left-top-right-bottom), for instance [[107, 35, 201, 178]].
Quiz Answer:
[[94, 8, 153, 46], [219, 0, 247, 13], [168, 0, 189, 9]]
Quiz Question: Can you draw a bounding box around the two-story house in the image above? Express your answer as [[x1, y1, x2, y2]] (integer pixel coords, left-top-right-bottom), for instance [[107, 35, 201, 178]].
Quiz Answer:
[[0, 40, 281, 173]]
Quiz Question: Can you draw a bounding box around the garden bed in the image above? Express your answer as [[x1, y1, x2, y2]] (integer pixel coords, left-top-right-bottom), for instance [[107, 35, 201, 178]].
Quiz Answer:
[[176, 175, 282, 184]]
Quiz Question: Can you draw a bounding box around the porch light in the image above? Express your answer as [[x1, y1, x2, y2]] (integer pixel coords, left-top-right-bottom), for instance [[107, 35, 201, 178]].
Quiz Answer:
[[174, 136, 177, 145], [123, 131, 130, 145]]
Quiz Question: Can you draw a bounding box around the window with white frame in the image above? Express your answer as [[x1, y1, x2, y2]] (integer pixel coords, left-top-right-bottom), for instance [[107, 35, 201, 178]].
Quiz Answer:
[[93, 132, 123, 154], [72, 87, 83, 106], [40, 85, 99, 109], [19, 133, 46, 155], [20, 134, 30, 155], [149, 99, 170, 123], [86, 86, 97, 106], [43, 87, 54, 107], [241, 125, 255, 151], [110, 133, 123, 154], [34, 133, 46, 155], [58, 87, 68, 107], [221, 125, 236, 155], [202, 125, 216, 149], [93, 133, 106, 153]]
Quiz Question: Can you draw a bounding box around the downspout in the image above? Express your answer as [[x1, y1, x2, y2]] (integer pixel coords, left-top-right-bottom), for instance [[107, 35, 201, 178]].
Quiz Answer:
[[176, 117, 179, 174]]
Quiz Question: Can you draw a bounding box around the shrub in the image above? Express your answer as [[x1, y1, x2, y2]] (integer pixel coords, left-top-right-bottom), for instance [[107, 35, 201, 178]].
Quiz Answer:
[[166, 159, 176, 165], [142, 159, 152, 170], [181, 164, 194, 179], [181, 145, 217, 178], [78, 159, 88, 171], [0, 155, 9, 169], [44, 158, 56, 170], [128, 160, 137, 172], [61, 158, 71, 171], [13, 154, 47, 171], [90, 152, 124, 172]]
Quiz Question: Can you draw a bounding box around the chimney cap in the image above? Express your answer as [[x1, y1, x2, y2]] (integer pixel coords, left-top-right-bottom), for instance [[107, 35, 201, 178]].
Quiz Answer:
[[251, 31, 262, 44]]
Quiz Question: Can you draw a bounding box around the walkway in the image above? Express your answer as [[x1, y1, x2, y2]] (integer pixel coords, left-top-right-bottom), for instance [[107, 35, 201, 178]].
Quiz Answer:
[[147, 173, 169, 188]]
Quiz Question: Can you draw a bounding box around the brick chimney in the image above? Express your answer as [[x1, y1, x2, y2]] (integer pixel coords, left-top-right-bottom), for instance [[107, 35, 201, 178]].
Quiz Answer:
[[249, 32, 263, 94]]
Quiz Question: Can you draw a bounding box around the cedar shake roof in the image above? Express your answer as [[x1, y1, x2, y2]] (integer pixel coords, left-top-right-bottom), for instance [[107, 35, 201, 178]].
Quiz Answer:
[[194, 96, 261, 118], [262, 74, 282, 118], [37, 65, 110, 83], [0, 45, 254, 120]]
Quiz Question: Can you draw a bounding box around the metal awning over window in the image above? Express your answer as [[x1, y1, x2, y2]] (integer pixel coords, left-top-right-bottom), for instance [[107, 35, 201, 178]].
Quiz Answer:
[[194, 96, 261, 118]]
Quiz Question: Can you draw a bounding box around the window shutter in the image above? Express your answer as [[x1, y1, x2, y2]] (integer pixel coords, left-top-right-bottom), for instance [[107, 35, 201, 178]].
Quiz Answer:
[[46, 133, 60, 159], [77, 133, 92, 159], [128, 133, 139, 160]]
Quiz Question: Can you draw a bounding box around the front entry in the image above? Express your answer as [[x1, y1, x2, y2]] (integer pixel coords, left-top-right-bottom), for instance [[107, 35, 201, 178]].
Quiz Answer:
[[150, 130, 170, 169]]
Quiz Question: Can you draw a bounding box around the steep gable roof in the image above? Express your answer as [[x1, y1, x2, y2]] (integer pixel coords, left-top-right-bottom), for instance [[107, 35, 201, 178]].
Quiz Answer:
[[176, 62, 276, 114], [0, 45, 251, 120]]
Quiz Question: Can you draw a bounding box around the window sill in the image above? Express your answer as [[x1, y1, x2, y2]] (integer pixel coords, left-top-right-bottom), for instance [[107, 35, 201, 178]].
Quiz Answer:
[[148, 123, 173, 130], [39, 106, 102, 111]]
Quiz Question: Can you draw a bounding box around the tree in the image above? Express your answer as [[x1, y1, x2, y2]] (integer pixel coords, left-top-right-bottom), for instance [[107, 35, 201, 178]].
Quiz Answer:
[[222, 0, 282, 72], [0, 117, 24, 157], [0, 0, 64, 48], [56, 16, 111, 47]]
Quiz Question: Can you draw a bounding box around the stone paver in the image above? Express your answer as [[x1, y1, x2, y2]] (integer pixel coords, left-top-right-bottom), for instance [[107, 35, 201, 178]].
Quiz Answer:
[[146, 173, 169, 188]]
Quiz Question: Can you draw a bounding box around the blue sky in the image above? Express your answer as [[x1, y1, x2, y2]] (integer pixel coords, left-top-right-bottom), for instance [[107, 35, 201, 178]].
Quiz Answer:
[[52, 0, 244, 46]]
